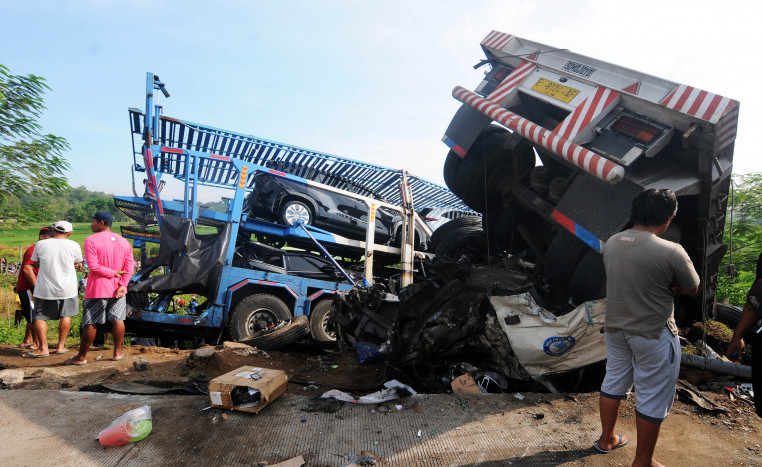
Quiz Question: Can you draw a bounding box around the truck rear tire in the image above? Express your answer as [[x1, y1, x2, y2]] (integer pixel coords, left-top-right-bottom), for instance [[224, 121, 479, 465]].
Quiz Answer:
[[228, 294, 292, 341], [569, 250, 607, 304], [715, 303, 744, 330], [484, 205, 531, 255], [444, 150, 463, 197], [240, 315, 310, 350], [456, 130, 535, 213], [543, 229, 589, 292], [434, 225, 488, 261], [455, 130, 506, 212], [429, 215, 482, 252], [309, 299, 336, 342], [443, 125, 507, 198]]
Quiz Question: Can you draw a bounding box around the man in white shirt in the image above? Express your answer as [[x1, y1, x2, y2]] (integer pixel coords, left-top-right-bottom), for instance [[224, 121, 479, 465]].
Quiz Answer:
[[24, 221, 83, 358]]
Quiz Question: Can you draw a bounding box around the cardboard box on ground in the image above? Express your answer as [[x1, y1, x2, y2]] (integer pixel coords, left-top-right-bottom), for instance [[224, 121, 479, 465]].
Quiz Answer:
[[208, 366, 288, 413]]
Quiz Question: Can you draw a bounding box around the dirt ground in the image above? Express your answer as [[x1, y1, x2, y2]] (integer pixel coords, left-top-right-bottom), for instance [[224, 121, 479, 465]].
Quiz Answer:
[[0, 342, 386, 394], [1, 341, 761, 466]]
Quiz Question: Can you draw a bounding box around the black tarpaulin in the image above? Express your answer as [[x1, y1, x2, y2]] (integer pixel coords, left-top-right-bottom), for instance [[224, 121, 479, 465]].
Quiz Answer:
[[131, 215, 230, 296]]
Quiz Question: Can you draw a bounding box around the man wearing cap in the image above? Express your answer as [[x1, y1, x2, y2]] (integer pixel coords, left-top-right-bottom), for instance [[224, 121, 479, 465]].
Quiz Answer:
[[67, 212, 134, 365], [15, 227, 54, 351], [25, 221, 83, 358]]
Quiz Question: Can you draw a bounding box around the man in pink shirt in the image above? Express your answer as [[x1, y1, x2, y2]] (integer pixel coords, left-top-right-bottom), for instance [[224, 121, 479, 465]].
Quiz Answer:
[[66, 212, 135, 365]]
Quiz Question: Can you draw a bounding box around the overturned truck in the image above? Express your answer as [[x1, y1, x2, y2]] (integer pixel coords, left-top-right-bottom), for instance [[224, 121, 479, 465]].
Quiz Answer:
[[335, 31, 739, 392]]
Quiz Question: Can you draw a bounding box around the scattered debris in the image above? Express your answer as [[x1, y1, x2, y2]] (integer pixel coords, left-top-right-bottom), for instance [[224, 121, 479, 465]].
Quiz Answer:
[[95, 355, 103, 361], [383, 379, 416, 395], [208, 366, 287, 413], [192, 347, 216, 359], [232, 348, 267, 357], [98, 405, 152, 446], [676, 380, 730, 415], [222, 341, 253, 349], [359, 450, 383, 464], [133, 358, 150, 371], [352, 342, 382, 364], [301, 396, 342, 413], [514, 393, 526, 401], [320, 388, 399, 404], [321, 389, 356, 403], [452, 373, 482, 395], [0, 369, 24, 386], [358, 389, 398, 404], [693, 340, 726, 361], [680, 368, 715, 386]]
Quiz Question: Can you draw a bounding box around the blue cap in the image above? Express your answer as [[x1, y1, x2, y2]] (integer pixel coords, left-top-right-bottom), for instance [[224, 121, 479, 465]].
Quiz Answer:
[[93, 211, 113, 226]]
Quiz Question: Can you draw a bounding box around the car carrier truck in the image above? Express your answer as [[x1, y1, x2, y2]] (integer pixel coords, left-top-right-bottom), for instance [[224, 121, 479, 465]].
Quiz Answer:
[[119, 73, 467, 346]]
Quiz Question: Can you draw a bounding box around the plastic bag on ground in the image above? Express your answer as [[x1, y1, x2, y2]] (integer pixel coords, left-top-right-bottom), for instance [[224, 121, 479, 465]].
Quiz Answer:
[[98, 405, 153, 446]]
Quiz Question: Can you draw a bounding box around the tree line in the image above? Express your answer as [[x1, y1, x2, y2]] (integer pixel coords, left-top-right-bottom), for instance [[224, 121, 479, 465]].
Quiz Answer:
[[0, 185, 130, 224]]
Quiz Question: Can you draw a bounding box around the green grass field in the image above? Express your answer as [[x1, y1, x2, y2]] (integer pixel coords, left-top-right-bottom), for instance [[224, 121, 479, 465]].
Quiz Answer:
[[0, 222, 112, 260]]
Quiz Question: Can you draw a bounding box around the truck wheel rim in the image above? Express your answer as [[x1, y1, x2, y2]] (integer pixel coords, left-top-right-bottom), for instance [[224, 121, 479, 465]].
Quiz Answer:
[[246, 308, 279, 334], [321, 312, 337, 341], [284, 204, 310, 225]]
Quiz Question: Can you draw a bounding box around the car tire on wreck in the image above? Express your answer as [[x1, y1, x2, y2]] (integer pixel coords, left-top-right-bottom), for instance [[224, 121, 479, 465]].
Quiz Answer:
[[228, 294, 292, 341], [309, 299, 337, 342], [279, 199, 312, 226]]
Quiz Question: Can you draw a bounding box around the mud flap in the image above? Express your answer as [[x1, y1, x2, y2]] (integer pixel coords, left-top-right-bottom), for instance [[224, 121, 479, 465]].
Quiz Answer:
[[490, 294, 607, 384]]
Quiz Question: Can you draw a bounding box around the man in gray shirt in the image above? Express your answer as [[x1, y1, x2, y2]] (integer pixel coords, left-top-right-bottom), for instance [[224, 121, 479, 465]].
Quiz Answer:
[[594, 189, 699, 466]]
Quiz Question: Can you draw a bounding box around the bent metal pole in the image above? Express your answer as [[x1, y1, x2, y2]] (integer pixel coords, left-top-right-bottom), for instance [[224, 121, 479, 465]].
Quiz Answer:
[[452, 86, 625, 184]]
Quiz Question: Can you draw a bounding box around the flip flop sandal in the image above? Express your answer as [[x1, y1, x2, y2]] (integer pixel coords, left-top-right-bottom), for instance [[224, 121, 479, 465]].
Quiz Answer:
[[112, 355, 125, 361], [63, 358, 87, 366], [22, 352, 49, 359], [53, 350, 68, 355], [593, 434, 628, 454]]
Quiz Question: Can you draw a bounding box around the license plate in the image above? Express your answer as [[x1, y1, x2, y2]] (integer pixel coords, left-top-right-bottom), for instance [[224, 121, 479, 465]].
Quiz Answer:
[[531, 78, 580, 103]]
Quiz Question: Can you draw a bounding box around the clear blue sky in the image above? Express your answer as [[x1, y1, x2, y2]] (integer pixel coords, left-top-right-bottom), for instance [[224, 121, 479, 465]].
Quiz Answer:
[[2, 0, 759, 201]]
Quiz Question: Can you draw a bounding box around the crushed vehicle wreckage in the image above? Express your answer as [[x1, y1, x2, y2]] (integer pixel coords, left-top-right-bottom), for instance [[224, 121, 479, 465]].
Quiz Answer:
[[333, 31, 740, 393], [333, 250, 607, 394]]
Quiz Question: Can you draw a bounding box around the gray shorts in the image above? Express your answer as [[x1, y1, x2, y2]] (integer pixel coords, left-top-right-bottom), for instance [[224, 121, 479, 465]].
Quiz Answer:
[[34, 297, 79, 321], [600, 326, 680, 423], [82, 298, 127, 325]]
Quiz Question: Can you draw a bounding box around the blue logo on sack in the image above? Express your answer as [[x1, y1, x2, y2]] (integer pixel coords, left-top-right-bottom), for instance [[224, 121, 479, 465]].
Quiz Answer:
[[543, 336, 576, 356]]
